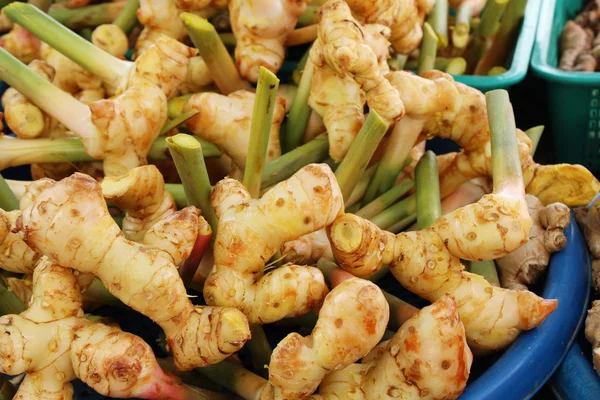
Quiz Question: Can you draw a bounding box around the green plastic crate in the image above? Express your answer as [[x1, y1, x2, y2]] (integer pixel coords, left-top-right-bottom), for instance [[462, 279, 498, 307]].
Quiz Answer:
[[451, 0, 541, 91], [531, 0, 600, 172]]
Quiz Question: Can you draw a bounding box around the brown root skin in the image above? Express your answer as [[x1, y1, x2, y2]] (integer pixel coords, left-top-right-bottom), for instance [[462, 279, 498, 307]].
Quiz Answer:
[[329, 209, 557, 353], [0, 210, 39, 274], [16, 172, 251, 371], [204, 164, 343, 324], [496, 195, 570, 290], [184, 90, 285, 169], [586, 300, 600, 376], [575, 197, 600, 293], [315, 295, 472, 400], [560, 20, 593, 70], [268, 278, 389, 399], [0, 24, 41, 64]]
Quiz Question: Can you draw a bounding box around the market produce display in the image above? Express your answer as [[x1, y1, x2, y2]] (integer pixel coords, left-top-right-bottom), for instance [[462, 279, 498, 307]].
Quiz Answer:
[[0, 0, 598, 398], [558, 0, 600, 71]]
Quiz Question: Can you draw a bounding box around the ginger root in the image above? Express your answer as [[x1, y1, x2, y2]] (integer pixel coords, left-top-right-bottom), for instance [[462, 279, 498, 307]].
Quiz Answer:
[[313, 295, 472, 400], [91, 24, 129, 59], [204, 163, 343, 324], [496, 195, 570, 290], [265, 277, 389, 399], [281, 229, 334, 265], [0, 257, 190, 399], [328, 182, 558, 352], [0, 24, 41, 64], [575, 195, 600, 292], [586, 300, 600, 376], [309, 0, 404, 162], [16, 172, 250, 371], [184, 90, 285, 170], [560, 21, 594, 70]]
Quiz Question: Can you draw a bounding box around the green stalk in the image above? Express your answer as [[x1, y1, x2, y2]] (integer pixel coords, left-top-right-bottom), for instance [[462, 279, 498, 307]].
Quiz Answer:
[[4, 3, 130, 89], [452, 3, 471, 49], [243, 67, 280, 198], [182, 13, 251, 95], [406, 57, 450, 71], [160, 109, 199, 135], [345, 162, 379, 207], [165, 184, 188, 208], [168, 94, 194, 118], [282, 56, 314, 153], [525, 125, 544, 156], [0, 46, 100, 142], [196, 360, 267, 400], [166, 134, 219, 234], [388, 53, 409, 71], [218, 32, 236, 47], [356, 180, 414, 220], [474, 0, 527, 75], [292, 47, 311, 86], [49, 2, 125, 29], [0, 173, 19, 211], [417, 22, 439, 75], [468, 260, 500, 287], [248, 323, 272, 379], [261, 134, 329, 189], [445, 57, 467, 75], [427, 0, 449, 48], [485, 89, 524, 196], [239, 69, 279, 376], [0, 275, 26, 315], [297, 4, 319, 26], [387, 213, 417, 233], [465, 0, 509, 71], [79, 27, 93, 41], [0, 376, 16, 400], [370, 195, 417, 230], [0, 136, 220, 171], [477, 0, 509, 38], [335, 111, 390, 202], [362, 119, 424, 205], [415, 151, 441, 229], [112, 0, 139, 34]]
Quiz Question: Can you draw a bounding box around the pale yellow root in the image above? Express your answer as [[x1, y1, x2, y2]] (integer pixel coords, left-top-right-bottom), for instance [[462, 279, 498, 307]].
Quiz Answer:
[[92, 24, 129, 59], [184, 90, 285, 169], [2, 60, 59, 139], [0, 258, 85, 400], [496, 195, 570, 290], [0, 24, 41, 64], [314, 295, 472, 400], [229, 0, 309, 82], [204, 164, 343, 324], [585, 300, 600, 376], [309, 0, 404, 161], [328, 192, 558, 353], [16, 173, 251, 371], [281, 229, 334, 265], [178, 56, 215, 95], [385, 70, 600, 205], [0, 257, 192, 399], [268, 278, 389, 399], [100, 165, 177, 241], [0, 210, 39, 274]]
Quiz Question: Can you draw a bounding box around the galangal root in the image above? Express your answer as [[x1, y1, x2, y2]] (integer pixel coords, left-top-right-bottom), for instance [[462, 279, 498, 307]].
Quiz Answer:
[[16, 172, 251, 371], [328, 172, 558, 352], [183, 90, 286, 171], [385, 70, 600, 206], [496, 195, 570, 290], [308, 0, 404, 162], [203, 163, 343, 324], [0, 257, 192, 399], [259, 277, 389, 399], [313, 295, 472, 400]]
